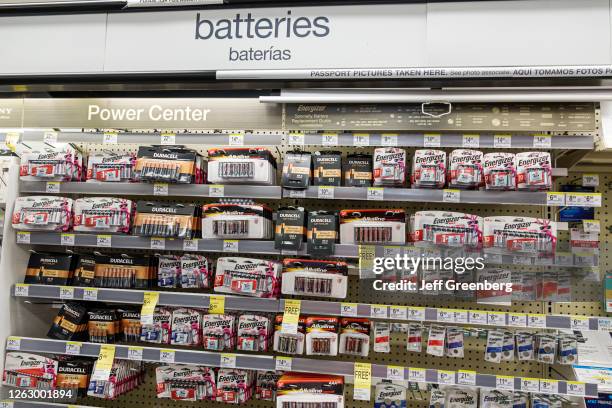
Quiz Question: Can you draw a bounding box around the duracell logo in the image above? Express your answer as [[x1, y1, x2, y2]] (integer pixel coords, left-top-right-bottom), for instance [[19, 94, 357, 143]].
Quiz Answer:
[[153, 152, 179, 159], [59, 366, 87, 374], [40, 258, 59, 264], [310, 218, 331, 223], [151, 207, 178, 214], [280, 213, 301, 219], [110, 258, 134, 264], [89, 313, 113, 320]]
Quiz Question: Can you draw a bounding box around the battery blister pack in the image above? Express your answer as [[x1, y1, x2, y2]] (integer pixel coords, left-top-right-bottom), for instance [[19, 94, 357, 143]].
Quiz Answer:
[[201, 314, 236, 351], [88, 360, 145, 399], [483, 216, 557, 254], [13, 196, 73, 231], [3, 352, 58, 389], [515, 151, 552, 191], [338, 318, 370, 357], [445, 387, 477, 408], [86, 151, 136, 182], [344, 154, 372, 187], [411, 149, 446, 188], [140, 307, 172, 344], [237, 314, 272, 352], [483, 152, 516, 191], [202, 202, 273, 240], [56, 359, 93, 397], [94, 253, 155, 289], [307, 211, 338, 256], [406, 323, 423, 352], [19, 142, 83, 181], [207, 147, 276, 185], [305, 316, 339, 356], [276, 373, 345, 408], [256, 371, 281, 401], [133, 201, 199, 239], [448, 149, 484, 189], [72, 255, 96, 287], [340, 209, 406, 245], [156, 254, 212, 289], [426, 325, 446, 356], [120, 309, 141, 343], [216, 369, 255, 404], [282, 151, 312, 189], [73, 197, 133, 234], [275, 207, 306, 251], [281, 258, 348, 299], [373, 147, 407, 187], [25, 251, 77, 285], [273, 314, 306, 355], [134, 145, 204, 184], [375, 381, 406, 408], [313, 151, 342, 186], [155, 365, 216, 401], [170, 308, 202, 347], [214, 257, 281, 298], [410, 211, 483, 248], [47, 302, 88, 341]]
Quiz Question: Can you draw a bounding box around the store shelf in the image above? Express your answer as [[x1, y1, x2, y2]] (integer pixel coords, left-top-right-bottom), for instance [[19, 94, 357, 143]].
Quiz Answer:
[[19, 182, 283, 200], [6, 337, 597, 397], [290, 132, 594, 149], [20, 130, 284, 146], [9, 402, 93, 408], [16, 232, 280, 255]]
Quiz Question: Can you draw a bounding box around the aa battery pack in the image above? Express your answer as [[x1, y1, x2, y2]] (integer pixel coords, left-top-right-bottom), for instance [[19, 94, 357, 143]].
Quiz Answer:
[[483, 216, 557, 254], [171, 308, 202, 347], [307, 211, 338, 256], [94, 253, 155, 289], [140, 307, 172, 344], [411, 149, 446, 189], [207, 147, 277, 185], [25, 251, 76, 285], [72, 254, 96, 287], [13, 195, 73, 232], [3, 352, 58, 389], [448, 149, 484, 189], [373, 147, 407, 187], [237, 314, 271, 352], [338, 318, 370, 357], [313, 151, 342, 186], [120, 309, 141, 343], [86, 152, 135, 182], [273, 314, 306, 355], [216, 369, 255, 404], [282, 151, 312, 189], [305, 316, 339, 356], [19, 142, 83, 182], [214, 257, 281, 298], [340, 208, 406, 245], [281, 258, 348, 299], [344, 154, 372, 187], [275, 207, 306, 251], [155, 364, 217, 401], [133, 201, 199, 239], [73, 197, 133, 234], [202, 203, 273, 240], [47, 302, 88, 341], [201, 313, 236, 351], [256, 371, 280, 401], [276, 373, 345, 408], [87, 309, 119, 344], [134, 145, 203, 184], [483, 152, 516, 191], [410, 211, 483, 248], [56, 359, 93, 397]]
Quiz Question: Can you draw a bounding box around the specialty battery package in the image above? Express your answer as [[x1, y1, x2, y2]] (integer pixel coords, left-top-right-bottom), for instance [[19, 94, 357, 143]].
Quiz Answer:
[[485, 330, 504, 363], [281, 258, 348, 299], [373, 147, 407, 187], [276, 373, 345, 408], [256, 371, 281, 401], [215, 368, 255, 404], [214, 257, 281, 298], [558, 335, 578, 364], [155, 364, 217, 401], [87, 309, 119, 344], [201, 313, 236, 351], [307, 211, 338, 256], [72, 254, 96, 287], [445, 387, 478, 408], [133, 201, 199, 239], [275, 207, 306, 251], [515, 151, 552, 191], [3, 352, 58, 389], [445, 327, 465, 358], [338, 318, 370, 357], [86, 151, 136, 182], [25, 251, 77, 285], [207, 147, 276, 185], [313, 151, 342, 186], [134, 145, 204, 184], [282, 151, 311, 189], [237, 314, 272, 352], [13, 196, 73, 231], [375, 382, 407, 408], [305, 316, 339, 356], [410, 211, 483, 248], [373, 322, 390, 353], [483, 216, 557, 254], [18, 142, 83, 182], [411, 149, 446, 189], [94, 253, 155, 289], [202, 202, 273, 240], [273, 314, 306, 355], [483, 152, 516, 191], [140, 307, 172, 344], [426, 325, 446, 357], [56, 359, 93, 397], [344, 153, 373, 187], [339, 209, 406, 245], [47, 302, 88, 341], [448, 149, 484, 189], [73, 197, 134, 234], [170, 308, 202, 347]]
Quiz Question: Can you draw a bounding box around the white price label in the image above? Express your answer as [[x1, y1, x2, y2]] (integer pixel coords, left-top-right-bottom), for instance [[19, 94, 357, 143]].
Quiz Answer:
[[43, 131, 58, 144], [443, 189, 460, 203], [462, 134, 480, 148], [228, 133, 244, 146], [583, 220, 601, 233], [424, 133, 441, 147], [59, 286, 74, 300], [46, 181, 60, 193], [566, 381, 586, 396], [493, 134, 512, 148], [408, 368, 426, 383], [487, 312, 506, 326], [209, 185, 225, 197], [570, 316, 590, 330], [437, 370, 455, 385], [96, 235, 112, 247], [521, 378, 540, 392], [367, 187, 384, 201], [160, 133, 176, 145], [14, 284, 29, 297], [220, 354, 237, 368], [437, 309, 455, 323], [288, 189, 306, 198], [288, 133, 305, 146], [457, 370, 476, 386], [83, 288, 98, 301], [387, 366, 405, 381], [183, 239, 198, 251], [275, 356, 292, 371], [598, 318, 612, 331], [381, 133, 398, 146], [321, 133, 338, 146], [566, 192, 602, 207], [469, 311, 487, 325], [153, 183, 169, 196], [127, 346, 143, 361], [546, 192, 566, 206], [353, 133, 370, 146], [150, 238, 165, 250], [340, 303, 358, 317], [65, 342, 82, 355], [454, 310, 469, 324], [61, 233, 75, 246], [102, 132, 118, 145], [6, 337, 20, 351], [408, 307, 425, 321], [0, 402, 13, 408], [16, 232, 30, 244], [389, 306, 408, 320], [318, 186, 335, 199], [370, 305, 388, 319], [539, 379, 558, 394], [508, 313, 527, 327], [527, 314, 546, 328], [533, 134, 552, 148], [583, 174, 599, 187], [223, 240, 239, 252], [160, 349, 175, 363], [496, 376, 515, 390]]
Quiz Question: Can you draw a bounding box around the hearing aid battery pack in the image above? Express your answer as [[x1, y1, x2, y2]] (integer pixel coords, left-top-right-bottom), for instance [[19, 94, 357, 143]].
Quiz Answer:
[[483, 216, 557, 254], [313, 151, 342, 186], [340, 209, 406, 245], [73, 197, 134, 234], [134, 145, 203, 184], [281, 258, 348, 299], [207, 147, 277, 185], [307, 211, 338, 256], [47, 302, 88, 341], [275, 208, 306, 251], [483, 152, 516, 191], [25, 252, 77, 285], [344, 154, 373, 187], [202, 203, 273, 240], [13, 196, 73, 232], [410, 211, 483, 248], [282, 151, 312, 189], [133, 201, 199, 239], [214, 257, 281, 298], [86, 152, 136, 182]]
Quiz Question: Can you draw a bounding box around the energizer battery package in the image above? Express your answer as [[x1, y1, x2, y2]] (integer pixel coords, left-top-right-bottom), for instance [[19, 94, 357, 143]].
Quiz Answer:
[[275, 207, 306, 251], [158, 254, 212, 289], [94, 253, 155, 289], [207, 147, 277, 185], [18, 142, 83, 182], [483, 216, 557, 254], [215, 368, 255, 404], [448, 149, 484, 189], [134, 145, 204, 184], [133, 201, 199, 239], [410, 211, 483, 248], [515, 151, 552, 190], [483, 152, 516, 190], [445, 387, 478, 408], [13, 196, 73, 231], [344, 153, 373, 187], [214, 257, 281, 298], [282, 151, 311, 189], [140, 307, 172, 344], [340, 209, 406, 245], [201, 313, 235, 351], [3, 352, 58, 389], [237, 314, 272, 352], [307, 211, 338, 256], [25, 251, 77, 285], [276, 373, 345, 408], [411, 149, 446, 188], [313, 150, 342, 186], [171, 308, 202, 347], [155, 364, 217, 401], [375, 381, 407, 408], [256, 371, 281, 401], [86, 151, 136, 182], [87, 360, 145, 399], [373, 147, 407, 187], [273, 314, 306, 355], [338, 318, 370, 357], [47, 302, 88, 341], [73, 197, 134, 234], [202, 202, 273, 240], [305, 316, 339, 356], [56, 359, 93, 397], [281, 258, 348, 299]]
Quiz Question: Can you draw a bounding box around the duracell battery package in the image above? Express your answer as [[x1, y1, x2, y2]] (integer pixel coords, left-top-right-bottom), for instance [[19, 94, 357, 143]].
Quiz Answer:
[[3, 352, 58, 389], [72, 254, 96, 287], [88, 309, 120, 344], [282, 151, 311, 189], [313, 151, 342, 186], [275, 207, 306, 251], [47, 302, 88, 341], [133, 201, 199, 239], [134, 145, 204, 184], [344, 153, 373, 187], [307, 211, 338, 256], [120, 309, 142, 343], [338, 318, 370, 357], [25, 252, 77, 285], [281, 258, 348, 299], [56, 359, 93, 396], [202, 203, 273, 240], [207, 147, 277, 185], [276, 373, 345, 408], [273, 314, 306, 355], [305, 316, 339, 356], [94, 253, 155, 289], [340, 209, 406, 245], [73, 197, 134, 234], [86, 151, 136, 182]]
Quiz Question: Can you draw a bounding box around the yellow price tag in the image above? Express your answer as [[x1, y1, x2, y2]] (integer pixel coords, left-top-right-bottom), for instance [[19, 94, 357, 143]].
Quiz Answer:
[[140, 292, 159, 325], [358, 245, 376, 273], [91, 344, 115, 381], [281, 299, 301, 333], [353, 362, 372, 401], [209, 295, 225, 314]]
